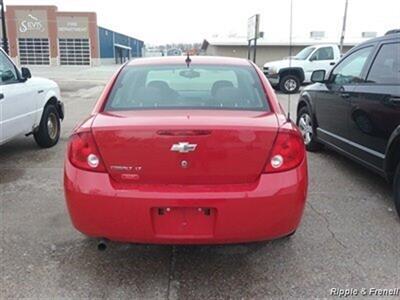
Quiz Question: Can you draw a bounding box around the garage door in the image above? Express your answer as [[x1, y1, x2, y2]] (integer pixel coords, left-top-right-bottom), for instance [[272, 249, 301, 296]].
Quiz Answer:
[[59, 39, 91, 65], [1, 39, 6, 50], [18, 38, 50, 65]]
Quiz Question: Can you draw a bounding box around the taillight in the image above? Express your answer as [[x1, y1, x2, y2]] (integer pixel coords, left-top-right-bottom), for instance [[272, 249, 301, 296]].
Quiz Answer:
[[68, 131, 106, 172], [264, 126, 305, 173]]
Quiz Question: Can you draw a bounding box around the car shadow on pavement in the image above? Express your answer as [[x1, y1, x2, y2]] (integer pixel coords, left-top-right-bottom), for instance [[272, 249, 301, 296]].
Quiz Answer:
[[53, 236, 295, 298], [169, 238, 296, 298], [0, 137, 39, 155], [52, 237, 172, 298], [0, 137, 66, 171], [310, 147, 392, 201], [0, 139, 43, 184]]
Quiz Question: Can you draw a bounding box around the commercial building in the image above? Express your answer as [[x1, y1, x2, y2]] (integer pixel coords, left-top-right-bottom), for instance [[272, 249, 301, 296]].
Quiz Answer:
[[99, 26, 143, 64], [201, 33, 372, 67], [0, 5, 143, 66]]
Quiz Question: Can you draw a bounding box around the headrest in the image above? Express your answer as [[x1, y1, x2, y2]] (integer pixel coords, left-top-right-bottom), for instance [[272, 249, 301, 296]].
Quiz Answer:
[[211, 80, 234, 96], [147, 80, 171, 91]]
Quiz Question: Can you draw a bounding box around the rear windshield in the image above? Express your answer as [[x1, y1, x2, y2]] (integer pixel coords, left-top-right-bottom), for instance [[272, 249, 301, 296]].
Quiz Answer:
[[105, 64, 269, 111]]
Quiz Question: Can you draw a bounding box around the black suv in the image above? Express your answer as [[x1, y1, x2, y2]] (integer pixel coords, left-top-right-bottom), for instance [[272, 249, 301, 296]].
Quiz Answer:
[[296, 31, 400, 217]]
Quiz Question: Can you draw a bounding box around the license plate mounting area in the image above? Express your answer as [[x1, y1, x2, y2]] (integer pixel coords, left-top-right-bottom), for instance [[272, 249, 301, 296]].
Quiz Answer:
[[151, 207, 216, 238]]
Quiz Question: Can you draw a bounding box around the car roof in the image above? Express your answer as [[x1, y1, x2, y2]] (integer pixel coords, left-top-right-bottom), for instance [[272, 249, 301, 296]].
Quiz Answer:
[[311, 43, 339, 48], [356, 32, 400, 47], [127, 56, 252, 67]]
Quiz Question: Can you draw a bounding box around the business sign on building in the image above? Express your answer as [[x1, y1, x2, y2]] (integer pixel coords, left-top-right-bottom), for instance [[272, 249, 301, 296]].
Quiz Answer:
[[57, 16, 89, 38], [247, 14, 260, 41], [57, 16, 90, 65], [15, 10, 48, 38]]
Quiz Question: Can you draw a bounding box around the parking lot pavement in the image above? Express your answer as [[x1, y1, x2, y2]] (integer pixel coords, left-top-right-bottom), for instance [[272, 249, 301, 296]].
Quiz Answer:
[[1, 67, 399, 299]]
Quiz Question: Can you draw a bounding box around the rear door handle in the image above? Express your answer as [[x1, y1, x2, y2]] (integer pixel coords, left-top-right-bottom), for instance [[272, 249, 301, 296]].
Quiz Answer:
[[388, 97, 400, 104], [0, 93, 4, 100], [340, 92, 350, 98]]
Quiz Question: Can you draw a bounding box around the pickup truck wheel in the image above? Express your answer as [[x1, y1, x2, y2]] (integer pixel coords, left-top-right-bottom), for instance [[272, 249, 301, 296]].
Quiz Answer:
[[279, 75, 300, 94], [34, 105, 60, 148], [297, 107, 323, 152], [394, 163, 400, 218]]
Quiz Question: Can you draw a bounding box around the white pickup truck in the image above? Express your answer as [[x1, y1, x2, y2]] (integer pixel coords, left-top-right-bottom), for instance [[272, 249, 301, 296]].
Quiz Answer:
[[263, 44, 341, 93], [0, 48, 64, 147]]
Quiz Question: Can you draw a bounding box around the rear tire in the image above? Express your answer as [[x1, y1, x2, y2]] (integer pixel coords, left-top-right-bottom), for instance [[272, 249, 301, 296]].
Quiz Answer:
[[279, 75, 300, 94], [34, 105, 61, 148], [297, 107, 323, 152], [394, 163, 400, 218]]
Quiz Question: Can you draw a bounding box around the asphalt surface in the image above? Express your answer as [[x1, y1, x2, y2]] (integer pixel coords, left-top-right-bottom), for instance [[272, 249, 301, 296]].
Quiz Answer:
[[1, 66, 399, 299]]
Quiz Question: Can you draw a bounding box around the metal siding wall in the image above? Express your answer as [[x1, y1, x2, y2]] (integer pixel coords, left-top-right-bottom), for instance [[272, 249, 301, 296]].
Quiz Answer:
[[130, 38, 137, 57], [138, 41, 143, 57], [205, 45, 305, 67], [205, 44, 355, 67], [98, 26, 143, 60], [98, 27, 114, 58], [129, 38, 143, 57], [114, 32, 129, 46]]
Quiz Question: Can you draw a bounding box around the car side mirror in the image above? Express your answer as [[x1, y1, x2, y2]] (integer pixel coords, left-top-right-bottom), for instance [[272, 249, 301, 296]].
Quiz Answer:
[[311, 70, 326, 83], [21, 67, 32, 80], [309, 56, 316, 62]]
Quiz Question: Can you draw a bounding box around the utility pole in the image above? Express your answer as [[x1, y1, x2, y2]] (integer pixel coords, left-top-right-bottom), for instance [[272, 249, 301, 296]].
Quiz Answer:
[[339, 0, 348, 55], [247, 40, 251, 60], [247, 14, 260, 63], [253, 35, 257, 63], [0, 0, 8, 54]]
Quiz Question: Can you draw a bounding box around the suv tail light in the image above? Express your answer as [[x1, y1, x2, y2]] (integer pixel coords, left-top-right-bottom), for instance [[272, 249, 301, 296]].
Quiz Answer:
[[68, 131, 106, 172], [264, 126, 305, 173]]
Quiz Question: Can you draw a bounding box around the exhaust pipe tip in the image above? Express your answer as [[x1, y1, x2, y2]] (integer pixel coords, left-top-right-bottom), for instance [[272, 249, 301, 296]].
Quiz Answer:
[[97, 239, 107, 251]]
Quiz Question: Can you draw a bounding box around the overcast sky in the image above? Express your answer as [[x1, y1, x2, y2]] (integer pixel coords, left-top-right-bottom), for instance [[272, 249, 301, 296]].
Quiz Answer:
[[6, 0, 400, 44]]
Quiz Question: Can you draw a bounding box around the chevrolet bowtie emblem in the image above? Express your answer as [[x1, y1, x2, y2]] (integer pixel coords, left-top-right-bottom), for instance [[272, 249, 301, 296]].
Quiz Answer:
[[170, 142, 197, 153]]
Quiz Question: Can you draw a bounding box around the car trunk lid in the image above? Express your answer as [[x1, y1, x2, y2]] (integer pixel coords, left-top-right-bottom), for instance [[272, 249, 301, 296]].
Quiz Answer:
[[92, 110, 278, 184]]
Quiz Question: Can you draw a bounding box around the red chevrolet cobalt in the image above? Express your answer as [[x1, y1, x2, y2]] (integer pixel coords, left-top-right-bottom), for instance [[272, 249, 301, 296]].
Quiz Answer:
[[64, 56, 307, 245]]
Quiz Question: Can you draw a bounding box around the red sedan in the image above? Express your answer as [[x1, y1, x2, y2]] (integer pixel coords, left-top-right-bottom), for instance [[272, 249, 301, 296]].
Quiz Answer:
[[64, 56, 308, 245]]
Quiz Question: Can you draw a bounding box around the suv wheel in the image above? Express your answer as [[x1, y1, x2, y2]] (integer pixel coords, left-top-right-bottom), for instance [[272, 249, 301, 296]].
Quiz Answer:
[[279, 75, 300, 94], [33, 104, 61, 148], [297, 106, 323, 152], [394, 163, 400, 218]]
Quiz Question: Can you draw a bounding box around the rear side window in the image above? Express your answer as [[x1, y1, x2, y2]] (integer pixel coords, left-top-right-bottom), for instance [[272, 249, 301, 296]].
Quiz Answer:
[[105, 64, 269, 111], [310, 47, 334, 61], [367, 42, 400, 84]]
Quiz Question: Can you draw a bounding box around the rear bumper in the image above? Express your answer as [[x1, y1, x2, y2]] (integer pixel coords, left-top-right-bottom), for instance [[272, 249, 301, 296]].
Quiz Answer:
[[64, 159, 308, 244]]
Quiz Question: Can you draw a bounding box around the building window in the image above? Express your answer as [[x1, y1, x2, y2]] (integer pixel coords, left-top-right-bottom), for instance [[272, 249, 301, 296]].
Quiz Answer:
[[59, 38, 91, 66], [1, 38, 8, 50], [18, 38, 50, 65]]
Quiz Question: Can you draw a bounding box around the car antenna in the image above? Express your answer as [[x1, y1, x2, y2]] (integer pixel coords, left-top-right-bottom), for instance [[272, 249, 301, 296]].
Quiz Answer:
[[287, 0, 293, 122], [185, 52, 191, 68]]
